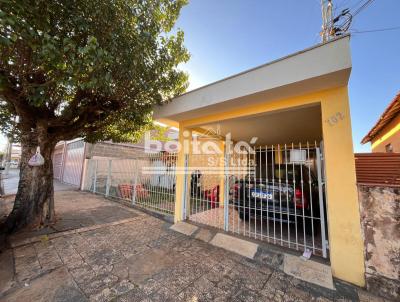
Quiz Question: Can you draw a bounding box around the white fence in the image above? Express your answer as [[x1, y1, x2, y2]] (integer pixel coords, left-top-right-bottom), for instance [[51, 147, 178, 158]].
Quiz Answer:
[[83, 153, 177, 215]]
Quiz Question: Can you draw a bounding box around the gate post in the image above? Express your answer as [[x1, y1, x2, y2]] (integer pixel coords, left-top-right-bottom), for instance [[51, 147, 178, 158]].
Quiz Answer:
[[218, 141, 226, 207], [93, 160, 98, 193], [132, 160, 138, 205], [182, 154, 189, 220], [174, 127, 192, 222], [223, 152, 230, 231], [105, 159, 112, 197], [316, 148, 328, 258]]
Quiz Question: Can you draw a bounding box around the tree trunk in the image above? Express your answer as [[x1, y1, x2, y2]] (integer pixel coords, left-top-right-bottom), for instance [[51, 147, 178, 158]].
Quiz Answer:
[[3, 128, 56, 233]]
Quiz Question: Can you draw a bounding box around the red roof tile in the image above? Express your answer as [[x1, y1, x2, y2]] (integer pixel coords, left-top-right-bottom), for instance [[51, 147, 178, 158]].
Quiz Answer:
[[361, 92, 400, 144]]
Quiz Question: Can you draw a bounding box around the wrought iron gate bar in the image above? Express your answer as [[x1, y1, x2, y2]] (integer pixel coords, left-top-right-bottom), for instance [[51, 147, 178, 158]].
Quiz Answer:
[[185, 142, 329, 258]]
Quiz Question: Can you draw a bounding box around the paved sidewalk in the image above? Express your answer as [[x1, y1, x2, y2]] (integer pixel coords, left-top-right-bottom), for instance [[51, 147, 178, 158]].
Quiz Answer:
[[1, 169, 76, 196], [0, 178, 79, 233], [0, 191, 385, 302]]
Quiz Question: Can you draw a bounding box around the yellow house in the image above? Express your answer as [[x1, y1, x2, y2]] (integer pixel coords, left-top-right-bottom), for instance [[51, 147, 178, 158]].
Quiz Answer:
[[154, 35, 365, 286], [361, 92, 400, 152]]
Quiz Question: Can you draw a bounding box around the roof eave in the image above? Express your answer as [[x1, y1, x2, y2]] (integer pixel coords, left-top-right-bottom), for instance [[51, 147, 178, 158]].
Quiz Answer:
[[361, 92, 400, 144]]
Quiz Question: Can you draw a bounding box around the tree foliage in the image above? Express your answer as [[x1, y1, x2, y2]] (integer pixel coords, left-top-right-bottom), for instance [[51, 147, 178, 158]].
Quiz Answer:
[[0, 0, 189, 232], [0, 0, 189, 143]]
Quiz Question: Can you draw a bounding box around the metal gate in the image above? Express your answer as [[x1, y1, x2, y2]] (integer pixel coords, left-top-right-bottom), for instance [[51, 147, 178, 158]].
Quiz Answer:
[[84, 152, 177, 216], [186, 142, 328, 258], [52, 148, 64, 180], [63, 140, 85, 186]]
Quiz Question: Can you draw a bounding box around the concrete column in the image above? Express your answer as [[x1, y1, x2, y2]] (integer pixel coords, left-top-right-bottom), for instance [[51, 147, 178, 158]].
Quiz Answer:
[[174, 126, 192, 223], [320, 87, 365, 286]]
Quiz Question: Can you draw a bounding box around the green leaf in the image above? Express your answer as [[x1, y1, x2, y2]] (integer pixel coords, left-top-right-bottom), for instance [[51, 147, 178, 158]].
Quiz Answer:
[[0, 0, 189, 144]]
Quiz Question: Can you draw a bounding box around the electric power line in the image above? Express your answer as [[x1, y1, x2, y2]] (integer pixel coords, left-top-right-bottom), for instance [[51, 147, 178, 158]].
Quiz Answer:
[[347, 0, 367, 12], [351, 26, 400, 34], [351, 0, 375, 18], [327, 0, 376, 38], [334, 0, 354, 14]]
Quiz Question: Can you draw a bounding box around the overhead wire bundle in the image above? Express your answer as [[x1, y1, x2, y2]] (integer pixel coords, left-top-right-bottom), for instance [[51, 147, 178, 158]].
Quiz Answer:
[[326, 0, 376, 38]]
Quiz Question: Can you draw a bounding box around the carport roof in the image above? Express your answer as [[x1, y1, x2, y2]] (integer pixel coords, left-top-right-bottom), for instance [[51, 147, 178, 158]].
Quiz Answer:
[[154, 35, 351, 124]]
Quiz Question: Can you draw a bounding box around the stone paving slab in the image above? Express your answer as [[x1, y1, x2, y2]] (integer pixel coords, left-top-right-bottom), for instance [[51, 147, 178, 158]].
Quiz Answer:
[[3, 267, 86, 302], [170, 222, 198, 236], [172, 221, 337, 291], [210, 233, 259, 259], [284, 254, 334, 290], [194, 228, 214, 243]]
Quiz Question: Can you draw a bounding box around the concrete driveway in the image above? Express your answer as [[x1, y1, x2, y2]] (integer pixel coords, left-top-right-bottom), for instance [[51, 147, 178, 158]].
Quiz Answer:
[[0, 190, 383, 302]]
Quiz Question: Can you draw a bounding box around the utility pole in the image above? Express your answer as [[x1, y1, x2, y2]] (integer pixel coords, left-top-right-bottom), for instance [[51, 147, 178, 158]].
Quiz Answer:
[[4, 135, 13, 176], [321, 0, 333, 42]]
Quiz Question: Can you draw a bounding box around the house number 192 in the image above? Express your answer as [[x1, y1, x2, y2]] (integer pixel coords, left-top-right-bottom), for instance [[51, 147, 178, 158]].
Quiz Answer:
[[326, 112, 344, 126]]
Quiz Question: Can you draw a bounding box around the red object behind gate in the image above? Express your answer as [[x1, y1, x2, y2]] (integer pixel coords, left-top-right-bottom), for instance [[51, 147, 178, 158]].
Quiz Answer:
[[204, 185, 219, 208], [118, 184, 149, 199]]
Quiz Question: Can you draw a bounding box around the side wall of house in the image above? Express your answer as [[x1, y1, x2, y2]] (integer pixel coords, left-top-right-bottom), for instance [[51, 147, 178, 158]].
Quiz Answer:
[[371, 114, 400, 152], [358, 185, 400, 301], [86, 142, 146, 159]]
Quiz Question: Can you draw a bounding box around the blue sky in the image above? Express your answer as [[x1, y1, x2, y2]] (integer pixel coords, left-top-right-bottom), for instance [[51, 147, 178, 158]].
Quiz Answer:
[[1, 1, 398, 153], [175, 0, 400, 152]]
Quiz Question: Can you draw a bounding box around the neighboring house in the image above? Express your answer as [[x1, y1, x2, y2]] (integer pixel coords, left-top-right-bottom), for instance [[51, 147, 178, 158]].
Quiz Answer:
[[52, 128, 178, 187], [2, 143, 21, 167], [10, 143, 21, 166], [361, 92, 400, 152], [153, 35, 366, 287]]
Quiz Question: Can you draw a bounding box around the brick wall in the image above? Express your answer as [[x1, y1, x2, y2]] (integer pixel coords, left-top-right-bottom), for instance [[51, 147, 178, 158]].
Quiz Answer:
[[86, 142, 146, 159]]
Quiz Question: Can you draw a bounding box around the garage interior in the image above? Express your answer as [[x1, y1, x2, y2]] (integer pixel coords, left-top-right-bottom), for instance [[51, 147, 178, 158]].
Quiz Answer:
[[187, 103, 329, 258]]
